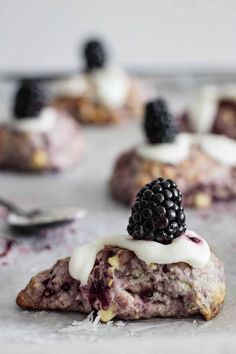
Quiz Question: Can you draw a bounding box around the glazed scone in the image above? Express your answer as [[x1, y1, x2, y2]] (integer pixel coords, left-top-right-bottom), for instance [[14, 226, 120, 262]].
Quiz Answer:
[[110, 99, 236, 208], [16, 248, 225, 322], [52, 39, 146, 125], [16, 178, 225, 322]]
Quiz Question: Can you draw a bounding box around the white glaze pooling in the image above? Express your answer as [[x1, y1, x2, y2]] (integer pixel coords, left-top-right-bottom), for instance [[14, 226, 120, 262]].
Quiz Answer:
[[86, 65, 130, 109], [137, 133, 192, 164], [137, 132, 236, 166], [69, 231, 210, 285], [10, 107, 57, 133]]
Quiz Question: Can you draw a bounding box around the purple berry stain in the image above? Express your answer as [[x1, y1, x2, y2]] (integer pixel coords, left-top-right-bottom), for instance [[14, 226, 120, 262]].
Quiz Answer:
[[0, 240, 18, 258], [188, 236, 201, 244]]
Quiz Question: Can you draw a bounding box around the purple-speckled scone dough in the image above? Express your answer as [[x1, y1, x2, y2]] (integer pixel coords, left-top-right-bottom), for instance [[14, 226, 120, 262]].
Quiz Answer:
[[110, 146, 236, 208], [0, 114, 83, 172], [16, 246, 225, 321]]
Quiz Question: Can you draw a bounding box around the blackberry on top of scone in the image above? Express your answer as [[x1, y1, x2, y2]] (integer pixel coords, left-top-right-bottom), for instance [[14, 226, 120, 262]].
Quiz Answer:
[[144, 98, 179, 144], [127, 177, 186, 244], [52, 37, 147, 124], [13, 79, 48, 119], [83, 39, 107, 70], [110, 96, 236, 207]]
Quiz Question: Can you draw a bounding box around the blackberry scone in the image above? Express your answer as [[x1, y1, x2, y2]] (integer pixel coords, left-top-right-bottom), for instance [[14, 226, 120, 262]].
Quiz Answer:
[[16, 178, 225, 322], [0, 79, 84, 172], [110, 98, 236, 208], [52, 39, 147, 125]]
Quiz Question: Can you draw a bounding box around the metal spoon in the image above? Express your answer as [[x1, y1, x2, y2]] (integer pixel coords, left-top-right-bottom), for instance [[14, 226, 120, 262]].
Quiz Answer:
[[0, 196, 85, 231]]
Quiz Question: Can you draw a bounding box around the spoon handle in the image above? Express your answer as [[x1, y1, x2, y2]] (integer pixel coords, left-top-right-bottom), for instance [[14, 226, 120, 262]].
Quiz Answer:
[[0, 197, 28, 216]]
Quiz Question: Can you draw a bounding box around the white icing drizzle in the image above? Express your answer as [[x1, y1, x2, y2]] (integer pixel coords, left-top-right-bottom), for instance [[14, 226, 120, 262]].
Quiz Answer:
[[86, 65, 130, 109], [189, 85, 219, 133], [69, 231, 210, 285], [137, 133, 192, 164], [10, 107, 57, 133], [137, 132, 236, 167], [53, 65, 130, 109]]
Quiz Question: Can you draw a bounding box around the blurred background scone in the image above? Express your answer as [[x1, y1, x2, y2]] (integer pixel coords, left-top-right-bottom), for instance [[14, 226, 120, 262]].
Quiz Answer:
[[110, 98, 236, 208], [0, 79, 83, 172], [52, 39, 147, 125]]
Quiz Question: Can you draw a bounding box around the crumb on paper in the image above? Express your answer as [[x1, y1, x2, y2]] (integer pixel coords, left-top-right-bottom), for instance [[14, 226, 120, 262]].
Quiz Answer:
[[59, 312, 101, 333], [115, 320, 125, 328]]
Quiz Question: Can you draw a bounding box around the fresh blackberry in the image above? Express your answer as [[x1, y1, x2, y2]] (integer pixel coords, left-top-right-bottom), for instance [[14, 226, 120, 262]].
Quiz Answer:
[[83, 39, 107, 70], [127, 178, 186, 244], [13, 80, 48, 119], [144, 99, 178, 144]]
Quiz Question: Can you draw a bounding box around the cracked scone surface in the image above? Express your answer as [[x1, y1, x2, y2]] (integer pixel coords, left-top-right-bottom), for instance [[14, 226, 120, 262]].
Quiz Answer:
[[110, 146, 236, 208], [16, 246, 225, 322]]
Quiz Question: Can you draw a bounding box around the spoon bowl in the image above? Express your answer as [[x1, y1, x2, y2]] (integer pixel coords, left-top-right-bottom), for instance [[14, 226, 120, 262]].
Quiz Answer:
[[0, 197, 85, 231], [7, 207, 85, 230]]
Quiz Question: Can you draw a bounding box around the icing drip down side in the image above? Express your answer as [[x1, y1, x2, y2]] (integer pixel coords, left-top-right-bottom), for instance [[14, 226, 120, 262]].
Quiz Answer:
[[69, 231, 210, 285]]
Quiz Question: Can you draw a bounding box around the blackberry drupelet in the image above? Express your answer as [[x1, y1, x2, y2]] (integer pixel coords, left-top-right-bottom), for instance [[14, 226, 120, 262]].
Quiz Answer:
[[144, 99, 178, 144], [127, 178, 186, 244], [84, 40, 107, 70], [13, 80, 48, 119]]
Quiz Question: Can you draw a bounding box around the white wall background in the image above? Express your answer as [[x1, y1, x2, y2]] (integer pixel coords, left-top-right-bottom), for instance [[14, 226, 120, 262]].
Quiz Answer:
[[0, 0, 236, 73]]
